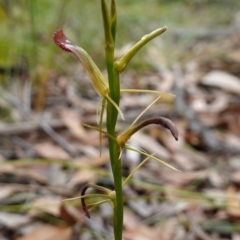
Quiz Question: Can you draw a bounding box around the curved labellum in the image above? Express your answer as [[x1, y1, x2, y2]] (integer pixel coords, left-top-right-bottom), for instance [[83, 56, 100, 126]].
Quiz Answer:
[[153, 117, 178, 141], [53, 30, 109, 97], [53, 29, 74, 53], [117, 116, 178, 146]]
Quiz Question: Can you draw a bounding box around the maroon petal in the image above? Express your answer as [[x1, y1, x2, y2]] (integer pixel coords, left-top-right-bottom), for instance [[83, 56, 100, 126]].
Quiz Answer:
[[53, 29, 74, 53]]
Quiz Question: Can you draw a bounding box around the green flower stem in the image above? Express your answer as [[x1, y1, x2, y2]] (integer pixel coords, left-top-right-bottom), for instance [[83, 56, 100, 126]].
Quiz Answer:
[[101, 0, 113, 46], [101, 1, 123, 239], [110, 0, 117, 42], [106, 49, 123, 240]]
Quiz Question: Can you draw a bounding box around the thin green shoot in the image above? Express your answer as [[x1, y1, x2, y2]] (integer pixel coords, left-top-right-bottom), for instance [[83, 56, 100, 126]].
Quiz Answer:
[[98, 98, 107, 156], [62, 193, 112, 203], [105, 93, 124, 120], [81, 123, 117, 142], [124, 145, 180, 172], [129, 96, 161, 129], [122, 153, 155, 187]]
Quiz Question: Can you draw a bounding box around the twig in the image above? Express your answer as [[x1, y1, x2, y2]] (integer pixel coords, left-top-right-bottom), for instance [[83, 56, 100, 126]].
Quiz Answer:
[[38, 118, 79, 157], [0, 119, 64, 135]]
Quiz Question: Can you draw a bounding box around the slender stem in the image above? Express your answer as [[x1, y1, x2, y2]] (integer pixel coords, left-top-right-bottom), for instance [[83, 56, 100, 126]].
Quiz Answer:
[[106, 52, 123, 240], [101, 1, 123, 239], [111, 0, 117, 42]]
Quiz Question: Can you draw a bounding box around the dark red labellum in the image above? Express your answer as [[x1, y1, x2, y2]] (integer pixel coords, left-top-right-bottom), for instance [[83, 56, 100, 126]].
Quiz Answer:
[[53, 30, 74, 53]]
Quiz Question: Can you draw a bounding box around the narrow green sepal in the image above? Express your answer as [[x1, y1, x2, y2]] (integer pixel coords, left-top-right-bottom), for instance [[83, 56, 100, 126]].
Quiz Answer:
[[114, 26, 167, 72], [125, 145, 180, 172]]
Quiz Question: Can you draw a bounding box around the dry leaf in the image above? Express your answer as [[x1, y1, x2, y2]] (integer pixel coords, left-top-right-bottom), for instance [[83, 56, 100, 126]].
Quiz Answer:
[[72, 151, 109, 167], [0, 212, 30, 228], [231, 171, 240, 184], [161, 169, 208, 186], [0, 186, 18, 200], [17, 224, 71, 240], [123, 209, 141, 230], [29, 196, 62, 217], [208, 170, 226, 188], [34, 142, 70, 160], [233, 233, 240, 240], [226, 185, 240, 217], [60, 109, 87, 141], [123, 224, 161, 240], [60, 203, 85, 226], [201, 70, 240, 94], [157, 218, 183, 240], [67, 169, 95, 188]]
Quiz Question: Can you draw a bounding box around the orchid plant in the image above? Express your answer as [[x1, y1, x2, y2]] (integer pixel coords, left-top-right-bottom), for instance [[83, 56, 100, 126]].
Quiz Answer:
[[53, 1, 178, 239]]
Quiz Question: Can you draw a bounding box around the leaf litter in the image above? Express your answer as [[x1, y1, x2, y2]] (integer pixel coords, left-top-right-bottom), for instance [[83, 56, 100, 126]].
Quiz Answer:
[[0, 29, 240, 240]]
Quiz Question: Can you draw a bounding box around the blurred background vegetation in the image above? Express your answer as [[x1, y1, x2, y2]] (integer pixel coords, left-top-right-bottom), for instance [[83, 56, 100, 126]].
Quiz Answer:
[[0, 0, 239, 111]]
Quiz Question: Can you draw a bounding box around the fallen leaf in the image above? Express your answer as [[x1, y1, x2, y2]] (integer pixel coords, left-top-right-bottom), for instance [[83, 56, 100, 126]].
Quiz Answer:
[[123, 209, 141, 231], [72, 151, 109, 167], [233, 233, 240, 240], [29, 196, 62, 217], [226, 185, 240, 217], [0, 185, 18, 200], [208, 170, 226, 188], [60, 203, 85, 226], [34, 142, 70, 160], [231, 171, 240, 184], [123, 224, 161, 240], [157, 218, 183, 240], [67, 169, 96, 188], [17, 224, 71, 240], [201, 70, 240, 94], [60, 109, 87, 141], [161, 169, 208, 186], [0, 212, 30, 228]]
